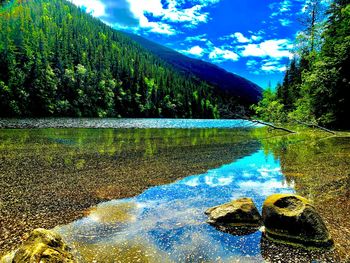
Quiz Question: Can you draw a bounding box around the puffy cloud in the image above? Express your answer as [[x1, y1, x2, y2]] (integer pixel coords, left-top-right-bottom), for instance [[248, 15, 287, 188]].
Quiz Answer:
[[161, 3, 209, 26], [181, 46, 205, 56], [70, 0, 143, 28], [233, 32, 250, 43], [219, 32, 263, 43], [126, 0, 221, 33], [279, 0, 292, 12], [70, 0, 221, 34], [246, 59, 259, 69], [261, 60, 287, 73], [269, 0, 292, 17], [196, 0, 221, 5], [251, 35, 263, 42], [179, 43, 240, 63], [279, 18, 292, 26], [209, 47, 239, 62], [184, 34, 208, 43], [70, 0, 106, 17], [101, 0, 140, 27], [147, 22, 177, 35], [239, 39, 293, 59]]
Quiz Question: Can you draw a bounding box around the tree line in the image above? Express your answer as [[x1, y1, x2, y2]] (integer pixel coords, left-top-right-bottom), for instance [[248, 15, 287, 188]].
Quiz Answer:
[[253, 0, 350, 129], [0, 0, 221, 118]]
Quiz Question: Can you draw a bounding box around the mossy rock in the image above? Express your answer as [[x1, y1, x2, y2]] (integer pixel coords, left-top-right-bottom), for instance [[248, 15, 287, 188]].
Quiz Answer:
[[205, 198, 262, 232], [262, 194, 334, 250], [1, 228, 76, 263]]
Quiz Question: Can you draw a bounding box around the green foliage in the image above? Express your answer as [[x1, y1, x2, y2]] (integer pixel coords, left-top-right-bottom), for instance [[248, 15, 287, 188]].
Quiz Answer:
[[252, 1, 350, 129], [251, 88, 286, 123], [0, 0, 220, 118]]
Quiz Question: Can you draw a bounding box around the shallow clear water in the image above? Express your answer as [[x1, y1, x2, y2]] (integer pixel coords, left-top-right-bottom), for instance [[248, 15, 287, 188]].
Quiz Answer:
[[54, 150, 294, 262], [1, 119, 348, 262]]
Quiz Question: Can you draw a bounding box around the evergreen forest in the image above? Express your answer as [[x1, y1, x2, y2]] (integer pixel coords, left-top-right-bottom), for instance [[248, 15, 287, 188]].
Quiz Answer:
[[0, 0, 223, 118], [253, 0, 350, 129]]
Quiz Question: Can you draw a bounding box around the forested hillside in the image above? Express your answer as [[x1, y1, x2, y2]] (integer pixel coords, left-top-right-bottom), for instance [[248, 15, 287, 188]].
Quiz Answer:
[[253, 0, 350, 129], [127, 34, 262, 106], [0, 0, 227, 118]]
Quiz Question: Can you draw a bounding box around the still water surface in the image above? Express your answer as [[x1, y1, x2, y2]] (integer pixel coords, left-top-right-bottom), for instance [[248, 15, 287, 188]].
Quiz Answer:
[[55, 150, 293, 262]]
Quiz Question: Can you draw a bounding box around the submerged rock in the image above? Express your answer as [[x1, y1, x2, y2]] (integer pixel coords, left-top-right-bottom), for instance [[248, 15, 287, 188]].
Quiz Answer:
[[205, 197, 262, 233], [262, 194, 333, 249], [1, 228, 76, 263]]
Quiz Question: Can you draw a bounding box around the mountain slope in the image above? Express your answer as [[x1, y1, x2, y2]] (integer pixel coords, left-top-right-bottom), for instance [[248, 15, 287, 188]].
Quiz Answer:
[[0, 0, 261, 118], [127, 34, 262, 105], [0, 0, 220, 118]]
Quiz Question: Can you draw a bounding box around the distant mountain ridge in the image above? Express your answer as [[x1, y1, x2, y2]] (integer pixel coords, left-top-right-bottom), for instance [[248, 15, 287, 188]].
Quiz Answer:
[[126, 33, 263, 104]]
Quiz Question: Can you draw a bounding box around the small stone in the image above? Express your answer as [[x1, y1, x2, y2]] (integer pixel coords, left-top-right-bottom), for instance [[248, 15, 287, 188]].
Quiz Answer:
[[262, 194, 334, 249]]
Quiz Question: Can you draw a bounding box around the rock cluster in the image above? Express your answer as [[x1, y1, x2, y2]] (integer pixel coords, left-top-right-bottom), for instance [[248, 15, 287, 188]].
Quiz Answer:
[[205, 194, 333, 250]]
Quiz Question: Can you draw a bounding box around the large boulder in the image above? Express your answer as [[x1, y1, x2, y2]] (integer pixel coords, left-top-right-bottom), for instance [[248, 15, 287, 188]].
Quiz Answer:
[[205, 198, 262, 234], [262, 194, 333, 249], [1, 228, 76, 263]]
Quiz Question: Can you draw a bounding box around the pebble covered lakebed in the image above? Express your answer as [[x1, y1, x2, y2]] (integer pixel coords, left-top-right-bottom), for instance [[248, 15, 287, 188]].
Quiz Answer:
[[0, 119, 349, 262]]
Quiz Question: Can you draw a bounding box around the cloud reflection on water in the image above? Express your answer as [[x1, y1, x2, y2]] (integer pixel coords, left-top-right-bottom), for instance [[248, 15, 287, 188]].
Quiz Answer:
[[55, 150, 294, 262]]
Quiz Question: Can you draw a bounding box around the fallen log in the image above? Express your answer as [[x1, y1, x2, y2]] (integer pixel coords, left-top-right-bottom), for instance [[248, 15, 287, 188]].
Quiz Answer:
[[239, 116, 296, 133], [292, 119, 336, 135], [249, 119, 296, 134]]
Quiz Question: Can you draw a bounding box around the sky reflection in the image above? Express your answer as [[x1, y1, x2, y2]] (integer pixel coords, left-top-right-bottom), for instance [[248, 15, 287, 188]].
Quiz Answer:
[[55, 150, 295, 262]]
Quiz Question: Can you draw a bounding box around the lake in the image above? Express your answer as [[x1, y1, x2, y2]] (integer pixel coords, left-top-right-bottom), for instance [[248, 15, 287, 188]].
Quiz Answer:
[[0, 119, 349, 262]]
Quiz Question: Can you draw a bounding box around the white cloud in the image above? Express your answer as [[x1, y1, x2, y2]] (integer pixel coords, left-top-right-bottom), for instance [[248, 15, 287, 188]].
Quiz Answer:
[[279, 18, 292, 26], [246, 59, 259, 69], [239, 39, 293, 59], [184, 34, 208, 43], [219, 32, 263, 44], [261, 64, 286, 72], [147, 22, 177, 35], [251, 35, 263, 42], [260, 60, 287, 73], [270, 0, 292, 17], [181, 45, 205, 56], [280, 0, 292, 12], [209, 47, 239, 62], [233, 32, 250, 43], [70, 0, 106, 17], [196, 0, 221, 5], [71, 0, 221, 35], [162, 4, 208, 25], [126, 0, 220, 33]]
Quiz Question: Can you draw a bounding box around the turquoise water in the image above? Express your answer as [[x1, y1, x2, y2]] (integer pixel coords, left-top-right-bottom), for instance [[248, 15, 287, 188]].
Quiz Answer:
[[0, 118, 261, 129], [55, 150, 294, 262]]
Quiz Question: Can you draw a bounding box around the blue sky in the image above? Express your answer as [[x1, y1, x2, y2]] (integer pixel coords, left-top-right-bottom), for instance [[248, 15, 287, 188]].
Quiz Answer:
[[69, 0, 320, 89]]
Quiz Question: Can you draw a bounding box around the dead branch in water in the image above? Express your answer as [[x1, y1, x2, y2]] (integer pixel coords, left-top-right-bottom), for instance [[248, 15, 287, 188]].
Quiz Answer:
[[239, 115, 296, 133], [292, 119, 336, 135], [249, 119, 297, 134]]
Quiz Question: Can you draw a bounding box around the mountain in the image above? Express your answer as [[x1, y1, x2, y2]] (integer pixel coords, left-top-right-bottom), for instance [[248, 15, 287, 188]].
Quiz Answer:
[[127, 34, 263, 105], [0, 0, 261, 118]]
